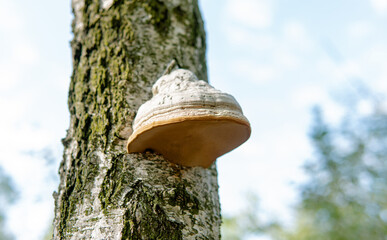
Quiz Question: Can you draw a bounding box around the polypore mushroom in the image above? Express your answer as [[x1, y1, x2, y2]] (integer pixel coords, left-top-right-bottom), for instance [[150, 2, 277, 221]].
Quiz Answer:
[[127, 69, 251, 168]]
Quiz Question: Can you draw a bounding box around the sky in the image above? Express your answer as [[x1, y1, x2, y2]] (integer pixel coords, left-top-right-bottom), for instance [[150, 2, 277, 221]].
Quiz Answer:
[[0, 0, 387, 239]]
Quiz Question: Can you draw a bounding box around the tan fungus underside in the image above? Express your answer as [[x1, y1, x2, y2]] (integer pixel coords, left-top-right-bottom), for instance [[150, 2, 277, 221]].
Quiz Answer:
[[127, 117, 251, 168]]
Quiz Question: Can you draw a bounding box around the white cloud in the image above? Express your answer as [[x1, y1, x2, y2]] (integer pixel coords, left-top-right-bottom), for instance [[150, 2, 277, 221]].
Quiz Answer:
[[0, 43, 40, 91], [316, 43, 387, 92], [375, 74, 387, 92], [283, 22, 313, 52], [0, 63, 21, 90], [291, 85, 345, 124], [370, 0, 387, 15], [12, 42, 40, 65], [316, 58, 359, 86], [357, 99, 374, 115], [277, 51, 301, 69], [0, 0, 39, 91], [0, 0, 23, 31], [233, 60, 278, 85], [223, 25, 275, 51], [291, 85, 328, 108], [223, 21, 313, 86], [334, 61, 362, 81], [362, 45, 387, 83], [347, 21, 374, 39], [225, 0, 273, 29]]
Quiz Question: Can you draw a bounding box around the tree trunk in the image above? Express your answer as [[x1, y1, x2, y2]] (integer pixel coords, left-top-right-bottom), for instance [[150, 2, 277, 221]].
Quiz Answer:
[[53, 0, 221, 239]]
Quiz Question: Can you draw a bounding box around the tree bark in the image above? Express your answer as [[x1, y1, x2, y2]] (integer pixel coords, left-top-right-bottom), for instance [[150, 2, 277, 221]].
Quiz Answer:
[[53, 0, 221, 239]]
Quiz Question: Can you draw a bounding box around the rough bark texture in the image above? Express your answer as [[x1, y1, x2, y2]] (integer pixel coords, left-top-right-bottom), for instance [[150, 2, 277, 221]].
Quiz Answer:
[[53, 0, 221, 239]]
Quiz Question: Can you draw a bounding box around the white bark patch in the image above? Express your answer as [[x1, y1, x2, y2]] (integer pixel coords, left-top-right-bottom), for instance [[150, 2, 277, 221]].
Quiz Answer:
[[66, 140, 77, 170], [100, 0, 114, 10], [91, 150, 110, 209], [69, 151, 125, 240], [70, 206, 125, 240], [126, 153, 221, 239], [72, 0, 84, 32]]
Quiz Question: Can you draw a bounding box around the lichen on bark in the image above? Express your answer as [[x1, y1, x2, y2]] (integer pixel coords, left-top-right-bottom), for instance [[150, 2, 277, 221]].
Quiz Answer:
[[53, 0, 220, 239]]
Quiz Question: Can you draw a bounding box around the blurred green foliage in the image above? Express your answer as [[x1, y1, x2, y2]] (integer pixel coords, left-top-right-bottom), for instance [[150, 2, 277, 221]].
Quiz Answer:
[[222, 92, 387, 240], [0, 166, 18, 240], [221, 193, 275, 240], [286, 98, 387, 240]]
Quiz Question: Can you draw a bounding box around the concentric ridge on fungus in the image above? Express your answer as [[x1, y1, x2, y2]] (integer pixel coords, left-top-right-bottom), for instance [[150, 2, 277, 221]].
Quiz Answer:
[[127, 69, 251, 168]]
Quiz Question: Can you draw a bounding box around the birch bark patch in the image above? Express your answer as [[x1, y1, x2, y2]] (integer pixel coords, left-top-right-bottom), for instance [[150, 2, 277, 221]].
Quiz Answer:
[[100, 0, 114, 9]]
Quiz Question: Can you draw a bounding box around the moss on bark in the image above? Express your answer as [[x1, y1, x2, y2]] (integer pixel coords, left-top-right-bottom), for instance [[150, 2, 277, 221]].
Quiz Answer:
[[121, 180, 184, 240]]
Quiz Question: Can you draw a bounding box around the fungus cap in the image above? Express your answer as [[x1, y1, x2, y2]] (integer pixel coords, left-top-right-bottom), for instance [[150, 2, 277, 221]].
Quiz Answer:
[[127, 69, 251, 168]]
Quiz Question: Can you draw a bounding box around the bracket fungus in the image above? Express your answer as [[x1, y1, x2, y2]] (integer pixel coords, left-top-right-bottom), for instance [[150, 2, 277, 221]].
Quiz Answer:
[[127, 69, 251, 168]]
